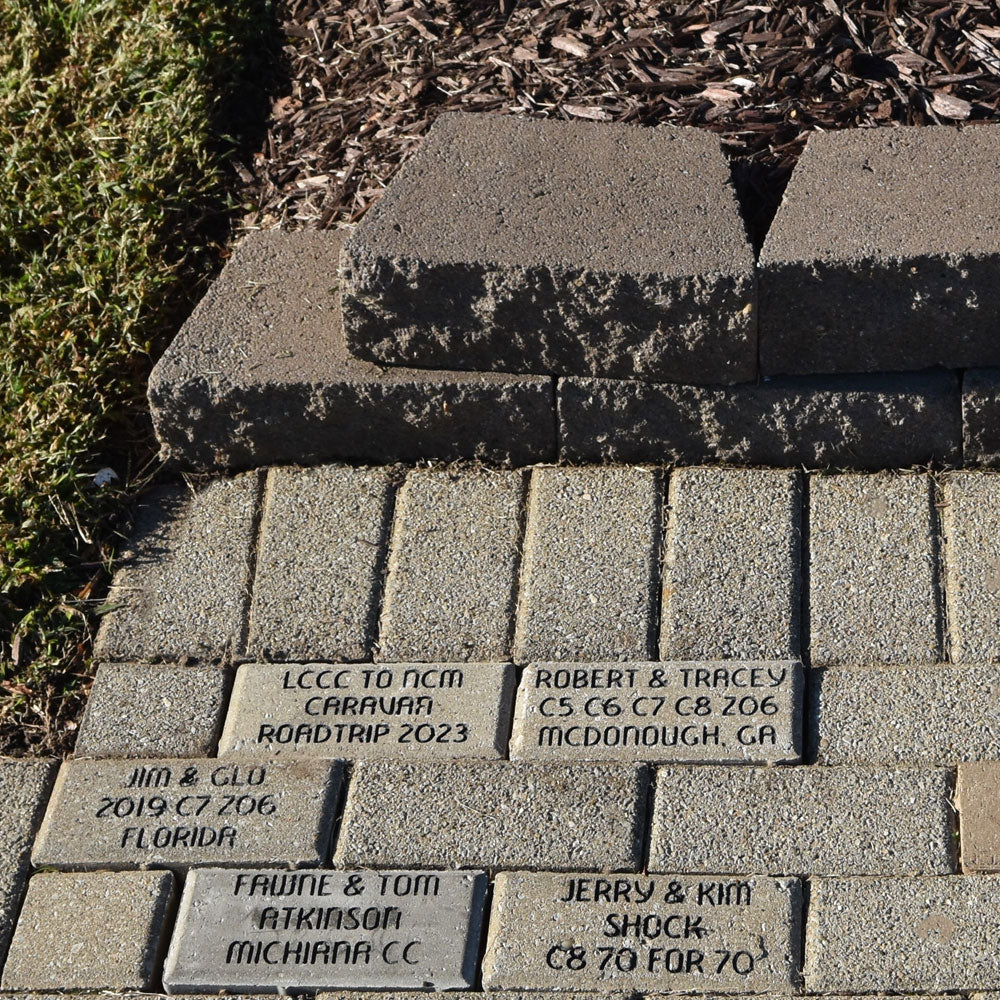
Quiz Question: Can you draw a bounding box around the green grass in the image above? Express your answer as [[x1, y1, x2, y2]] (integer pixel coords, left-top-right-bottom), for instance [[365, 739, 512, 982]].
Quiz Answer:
[[0, 0, 276, 754]]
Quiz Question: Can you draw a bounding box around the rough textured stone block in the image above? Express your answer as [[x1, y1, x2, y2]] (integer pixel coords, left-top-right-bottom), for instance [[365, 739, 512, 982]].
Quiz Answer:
[[149, 230, 555, 471], [341, 113, 756, 385], [660, 468, 801, 659], [1, 870, 176, 991], [163, 868, 486, 992], [95, 475, 261, 664], [335, 761, 647, 870], [76, 663, 229, 758], [377, 468, 526, 662], [649, 765, 954, 875], [957, 763, 1000, 872], [964, 369, 1000, 466], [33, 757, 342, 870], [813, 665, 1000, 765], [0, 760, 58, 971], [513, 466, 661, 662], [805, 875, 1000, 992], [482, 871, 802, 991], [760, 126, 1000, 375], [809, 474, 942, 666], [510, 662, 801, 764], [246, 465, 393, 662], [942, 472, 1000, 661], [559, 371, 961, 468], [220, 662, 515, 760]]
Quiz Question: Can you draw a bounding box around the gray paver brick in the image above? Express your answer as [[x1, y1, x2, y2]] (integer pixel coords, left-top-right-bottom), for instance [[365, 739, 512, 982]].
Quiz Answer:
[[660, 467, 801, 660], [0, 870, 176, 991], [149, 230, 555, 471], [513, 466, 661, 663], [75, 663, 229, 758], [0, 760, 58, 971], [963, 369, 1000, 467], [759, 126, 1000, 375], [559, 372, 962, 469], [482, 871, 802, 992], [219, 662, 515, 760], [246, 464, 394, 662], [942, 472, 1000, 661], [342, 113, 756, 385], [377, 467, 526, 662], [334, 761, 648, 871], [32, 756, 342, 870], [94, 475, 261, 664], [805, 875, 1000, 992], [162, 868, 486, 992], [649, 765, 954, 875], [809, 474, 942, 666], [510, 661, 802, 764], [813, 664, 1000, 765]]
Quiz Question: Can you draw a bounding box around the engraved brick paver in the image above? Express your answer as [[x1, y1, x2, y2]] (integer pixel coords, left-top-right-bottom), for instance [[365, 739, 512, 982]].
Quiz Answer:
[[335, 761, 647, 870], [513, 466, 661, 662], [163, 868, 486, 992], [219, 662, 514, 759], [649, 765, 954, 875], [942, 472, 1000, 661], [377, 468, 526, 662], [33, 757, 342, 870], [94, 475, 261, 663], [247, 465, 394, 661], [0, 760, 58, 970], [510, 661, 801, 764], [75, 663, 229, 758], [805, 875, 1000, 992], [1, 870, 176, 991], [809, 474, 942, 665], [957, 763, 1000, 872], [813, 664, 1000, 764], [660, 468, 801, 660], [482, 871, 802, 991]]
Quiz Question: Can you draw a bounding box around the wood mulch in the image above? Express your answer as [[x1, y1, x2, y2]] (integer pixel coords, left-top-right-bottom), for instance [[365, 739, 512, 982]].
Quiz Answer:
[[241, 0, 1000, 247]]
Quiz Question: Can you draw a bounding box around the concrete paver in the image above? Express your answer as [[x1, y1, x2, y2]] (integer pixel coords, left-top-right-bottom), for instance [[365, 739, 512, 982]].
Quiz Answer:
[[760, 126, 1000, 375], [660, 467, 801, 660], [0, 870, 176, 991], [482, 871, 802, 991], [377, 467, 526, 662], [805, 876, 1000, 992], [334, 761, 648, 871], [963, 369, 1000, 467], [342, 113, 756, 385], [148, 230, 555, 470], [510, 661, 801, 764], [813, 664, 1000, 765], [560, 372, 962, 468], [33, 757, 342, 870], [956, 763, 1000, 872], [941, 472, 1000, 661], [75, 663, 229, 758], [162, 868, 486, 992], [94, 476, 261, 664], [246, 464, 394, 662], [649, 765, 954, 875], [513, 466, 661, 662], [219, 662, 515, 759], [809, 473, 942, 665]]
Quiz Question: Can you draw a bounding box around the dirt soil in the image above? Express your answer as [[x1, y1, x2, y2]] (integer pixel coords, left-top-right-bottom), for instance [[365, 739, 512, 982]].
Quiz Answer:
[[241, 0, 1000, 248]]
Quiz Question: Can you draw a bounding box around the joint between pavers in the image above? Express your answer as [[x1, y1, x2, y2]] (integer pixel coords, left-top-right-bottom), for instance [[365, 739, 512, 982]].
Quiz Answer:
[[237, 467, 273, 662], [928, 471, 951, 664], [937, 472, 961, 664]]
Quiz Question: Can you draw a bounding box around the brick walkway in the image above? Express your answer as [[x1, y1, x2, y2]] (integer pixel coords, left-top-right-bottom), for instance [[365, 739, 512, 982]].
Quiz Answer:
[[3, 462, 1000, 993]]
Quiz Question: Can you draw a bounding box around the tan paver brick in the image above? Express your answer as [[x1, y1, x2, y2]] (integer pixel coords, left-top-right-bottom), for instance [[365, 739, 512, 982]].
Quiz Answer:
[[513, 466, 661, 662], [660, 468, 802, 660], [809, 473, 942, 665], [377, 468, 526, 662], [957, 762, 1000, 872], [335, 761, 648, 871]]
